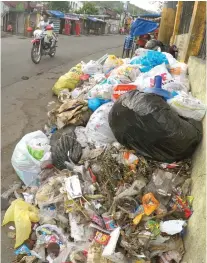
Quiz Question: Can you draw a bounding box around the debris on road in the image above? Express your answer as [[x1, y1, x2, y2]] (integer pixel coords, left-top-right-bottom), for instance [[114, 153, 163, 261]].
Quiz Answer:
[[21, 76, 30, 80], [3, 47, 206, 263]]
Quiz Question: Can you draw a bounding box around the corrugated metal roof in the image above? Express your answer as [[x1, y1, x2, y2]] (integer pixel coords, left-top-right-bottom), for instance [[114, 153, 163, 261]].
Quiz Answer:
[[64, 13, 79, 20]]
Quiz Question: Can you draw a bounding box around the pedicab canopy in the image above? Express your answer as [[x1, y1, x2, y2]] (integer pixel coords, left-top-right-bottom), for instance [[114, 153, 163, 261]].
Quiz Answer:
[[130, 18, 159, 37]]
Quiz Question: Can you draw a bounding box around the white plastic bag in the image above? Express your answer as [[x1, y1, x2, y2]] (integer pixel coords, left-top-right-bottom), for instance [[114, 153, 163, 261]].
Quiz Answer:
[[169, 61, 190, 92], [11, 131, 51, 186], [85, 102, 117, 147], [134, 48, 148, 57], [162, 52, 177, 66], [110, 64, 140, 84], [82, 60, 102, 75], [75, 126, 88, 148], [103, 55, 123, 74], [134, 63, 173, 90], [169, 62, 188, 82], [163, 80, 190, 94], [167, 92, 206, 121], [88, 78, 119, 100]]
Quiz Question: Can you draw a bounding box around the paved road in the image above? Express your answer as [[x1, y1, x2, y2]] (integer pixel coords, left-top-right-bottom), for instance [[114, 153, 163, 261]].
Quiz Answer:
[[2, 35, 124, 87], [1, 34, 124, 262]]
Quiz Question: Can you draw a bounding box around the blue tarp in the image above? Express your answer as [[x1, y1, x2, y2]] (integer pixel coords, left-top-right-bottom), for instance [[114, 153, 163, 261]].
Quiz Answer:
[[47, 10, 65, 18], [88, 16, 104, 23], [88, 16, 97, 22], [130, 18, 159, 37]]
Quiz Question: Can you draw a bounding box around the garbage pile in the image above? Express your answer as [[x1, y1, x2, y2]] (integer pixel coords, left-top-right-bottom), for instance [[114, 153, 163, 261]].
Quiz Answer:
[[2, 50, 206, 263]]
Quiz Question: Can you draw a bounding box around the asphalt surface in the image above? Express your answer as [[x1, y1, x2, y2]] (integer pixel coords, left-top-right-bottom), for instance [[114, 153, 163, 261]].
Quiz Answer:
[[1, 34, 124, 262]]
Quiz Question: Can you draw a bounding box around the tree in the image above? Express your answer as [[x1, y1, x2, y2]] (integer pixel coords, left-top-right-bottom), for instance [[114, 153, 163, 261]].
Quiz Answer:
[[48, 1, 69, 12], [76, 2, 99, 15]]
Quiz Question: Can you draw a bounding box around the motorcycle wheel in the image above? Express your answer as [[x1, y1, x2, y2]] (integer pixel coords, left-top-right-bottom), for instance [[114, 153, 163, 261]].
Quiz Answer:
[[31, 45, 41, 64], [49, 46, 56, 58]]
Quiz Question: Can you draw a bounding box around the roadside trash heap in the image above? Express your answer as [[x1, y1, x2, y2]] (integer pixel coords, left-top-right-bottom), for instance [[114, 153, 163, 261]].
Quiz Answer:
[[2, 50, 206, 263]]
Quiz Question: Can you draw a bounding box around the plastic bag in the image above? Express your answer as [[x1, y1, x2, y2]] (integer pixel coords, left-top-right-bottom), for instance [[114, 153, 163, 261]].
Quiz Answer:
[[169, 62, 188, 82], [103, 55, 123, 74], [11, 131, 51, 186], [130, 50, 169, 73], [167, 92, 206, 121], [82, 60, 102, 75], [75, 126, 88, 148], [88, 98, 111, 111], [162, 52, 177, 66], [52, 64, 82, 95], [110, 64, 140, 84], [2, 199, 39, 248], [88, 78, 119, 100], [163, 81, 190, 94], [134, 48, 148, 57], [50, 127, 82, 170], [112, 84, 137, 101], [109, 91, 202, 162], [134, 63, 174, 90], [85, 102, 117, 147]]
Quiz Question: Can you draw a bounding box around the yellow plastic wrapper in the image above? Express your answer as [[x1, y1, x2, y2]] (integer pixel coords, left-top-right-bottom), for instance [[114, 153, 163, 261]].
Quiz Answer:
[[52, 64, 82, 95], [133, 213, 144, 225], [2, 199, 39, 248]]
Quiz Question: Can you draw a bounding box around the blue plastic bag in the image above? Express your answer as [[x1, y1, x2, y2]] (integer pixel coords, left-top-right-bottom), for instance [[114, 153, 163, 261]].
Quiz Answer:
[[88, 98, 111, 112], [130, 50, 169, 73]]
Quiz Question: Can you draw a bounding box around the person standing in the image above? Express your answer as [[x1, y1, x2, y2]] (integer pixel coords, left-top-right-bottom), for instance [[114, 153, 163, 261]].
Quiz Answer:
[[75, 20, 81, 36]]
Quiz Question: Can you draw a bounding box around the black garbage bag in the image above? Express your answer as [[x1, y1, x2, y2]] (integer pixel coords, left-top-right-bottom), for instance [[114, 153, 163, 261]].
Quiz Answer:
[[50, 126, 82, 170], [109, 91, 202, 162]]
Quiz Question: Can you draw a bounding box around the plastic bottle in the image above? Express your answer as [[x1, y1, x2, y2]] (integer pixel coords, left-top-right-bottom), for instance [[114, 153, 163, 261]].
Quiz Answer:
[[144, 75, 178, 101]]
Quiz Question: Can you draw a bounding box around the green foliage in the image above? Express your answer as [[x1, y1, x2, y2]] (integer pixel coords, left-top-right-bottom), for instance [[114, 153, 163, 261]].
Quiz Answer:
[[48, 1, 69, 12], [76, 2, 99, 15]]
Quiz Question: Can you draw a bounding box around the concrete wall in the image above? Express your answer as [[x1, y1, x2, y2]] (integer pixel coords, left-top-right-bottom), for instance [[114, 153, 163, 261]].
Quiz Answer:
[[182, 56, 206, 263], [174, 34, 189, 62], [171, 1, 206, 63]]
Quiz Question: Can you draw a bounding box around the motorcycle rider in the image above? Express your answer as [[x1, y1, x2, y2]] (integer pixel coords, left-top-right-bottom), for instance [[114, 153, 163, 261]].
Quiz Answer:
[[37, 14, 56, 48]]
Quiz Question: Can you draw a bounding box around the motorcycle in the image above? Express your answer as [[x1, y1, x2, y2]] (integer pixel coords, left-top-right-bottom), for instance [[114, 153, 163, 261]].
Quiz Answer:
[[30, 22, 58, 64]]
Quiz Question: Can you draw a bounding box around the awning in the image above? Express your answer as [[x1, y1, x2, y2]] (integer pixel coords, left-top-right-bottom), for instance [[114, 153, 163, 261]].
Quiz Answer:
[[64, 13, 79, 20], [88, 16, 104, 22], [130, 18, 159, 37], [88, 17, 97, 22], [47, 10, 64, 18]]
